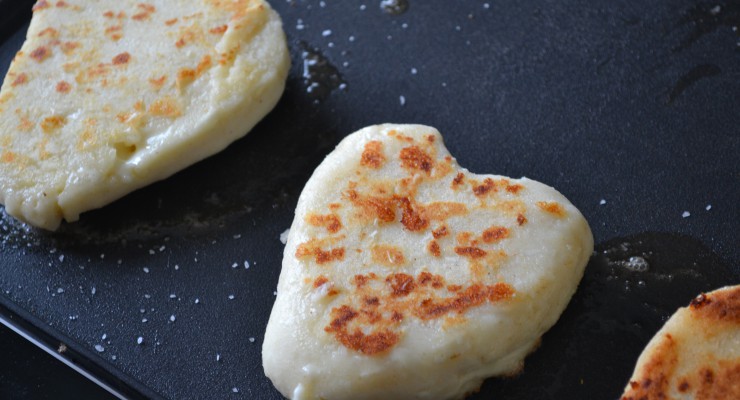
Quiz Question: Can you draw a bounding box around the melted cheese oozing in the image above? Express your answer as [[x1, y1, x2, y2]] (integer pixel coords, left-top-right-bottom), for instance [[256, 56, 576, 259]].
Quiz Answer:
[[0, 0, 289, 230], [263, 124, 594, 400]]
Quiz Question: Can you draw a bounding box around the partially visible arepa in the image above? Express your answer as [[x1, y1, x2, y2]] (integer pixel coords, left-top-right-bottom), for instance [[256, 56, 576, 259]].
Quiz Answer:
[[0, 0, 289, 230], [621, 285, 740, 400]]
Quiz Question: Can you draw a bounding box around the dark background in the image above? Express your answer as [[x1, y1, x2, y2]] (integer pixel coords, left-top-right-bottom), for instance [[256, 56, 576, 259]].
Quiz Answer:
[[0, 0, 738, 399]]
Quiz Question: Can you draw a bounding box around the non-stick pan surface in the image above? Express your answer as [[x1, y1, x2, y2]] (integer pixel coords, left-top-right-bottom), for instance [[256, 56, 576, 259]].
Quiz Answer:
[[0, 0, 738, 399]]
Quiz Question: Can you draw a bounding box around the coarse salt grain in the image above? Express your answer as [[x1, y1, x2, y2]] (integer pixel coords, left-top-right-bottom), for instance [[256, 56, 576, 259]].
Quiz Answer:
[[228, 294, 235, 300], [249, 337, 255, 343], [280, 228, 290, 244], [706, 205, 712, 211], [169, 315, 176, 322], [322, 29, 332, 37], [137, 336, 143, 345], [94, 344, 104, 352], [399, 95, 406, 106], [143, 267, 150, 273], [682, 211, 690, 218], [599, 199, 606, 205]]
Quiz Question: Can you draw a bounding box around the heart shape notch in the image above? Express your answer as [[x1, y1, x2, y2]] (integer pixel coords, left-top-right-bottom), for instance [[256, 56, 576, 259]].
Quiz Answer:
[[264, 124, 593, 400]]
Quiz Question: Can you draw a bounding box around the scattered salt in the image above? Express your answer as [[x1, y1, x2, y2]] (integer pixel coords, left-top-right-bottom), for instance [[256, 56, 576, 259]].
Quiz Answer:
[[706, 204, 712, 211], [228, 294, 235, 300], [174, 264, 180, 270], [483, 2, 490, 9], [231, 263, 238, 269], [102, 334, 107, 340], [94, 344, 105, 353], [216, 353, 221, 361], [91, 287, 96, 295], [682, 211, 690, 218], [144, 294, 151, 299], [57, 288, 64, 294], [58, 255, 64, 262], [322, 29, 332, 37], [249, 337, 255, 343], [142, 318, 148, 323], [169, 294, 177, 299], [410, 68, 417, 75], [399, 95, 406, 106], [280, 228, 290, 244], [194, 298, 200, 304], [137, 336, 143, 345], [169, 315, 176, 322], [244, 261, 250, 269], [232, 387, 239, 393], [143, 267, 150, 273], [233, 234, 241, 239], [599, 199, 606, 205]]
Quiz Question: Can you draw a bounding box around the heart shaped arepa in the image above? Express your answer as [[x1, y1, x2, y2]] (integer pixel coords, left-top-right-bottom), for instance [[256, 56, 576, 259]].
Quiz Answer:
[[263, 124, 593, 400]]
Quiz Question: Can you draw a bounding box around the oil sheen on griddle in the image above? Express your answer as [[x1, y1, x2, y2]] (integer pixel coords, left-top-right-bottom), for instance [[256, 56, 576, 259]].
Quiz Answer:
[[380, 0, 409, 15], [476, 232, 737, 399], [300, 42, 345, 102]]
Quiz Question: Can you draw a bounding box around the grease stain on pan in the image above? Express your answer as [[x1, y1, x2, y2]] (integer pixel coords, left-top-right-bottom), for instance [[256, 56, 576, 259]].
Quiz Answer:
[[672, 1, 740, 52], [380, 0, 409, 15], [299, 41, 346, 101], [475, 232, 737, 399], [666, 63, 721, 104]]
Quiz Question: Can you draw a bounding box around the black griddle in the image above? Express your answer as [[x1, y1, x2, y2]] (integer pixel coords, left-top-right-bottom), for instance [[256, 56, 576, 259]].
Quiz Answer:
[[0, 1, 738, 399]]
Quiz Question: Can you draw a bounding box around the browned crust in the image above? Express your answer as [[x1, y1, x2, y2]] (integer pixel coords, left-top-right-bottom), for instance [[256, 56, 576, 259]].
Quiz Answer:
[[622, 286, 740, 400]]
